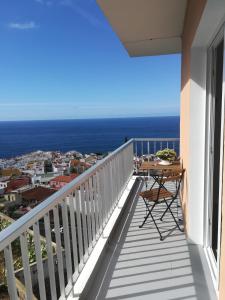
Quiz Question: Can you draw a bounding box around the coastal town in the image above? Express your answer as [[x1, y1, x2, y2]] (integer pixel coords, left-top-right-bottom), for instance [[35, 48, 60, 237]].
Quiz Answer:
[[0, 150, 105, 220], [0, 150, 106, 298]]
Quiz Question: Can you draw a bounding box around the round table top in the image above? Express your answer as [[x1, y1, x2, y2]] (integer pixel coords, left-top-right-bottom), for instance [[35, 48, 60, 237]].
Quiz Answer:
[[139, 160, 182, 171]]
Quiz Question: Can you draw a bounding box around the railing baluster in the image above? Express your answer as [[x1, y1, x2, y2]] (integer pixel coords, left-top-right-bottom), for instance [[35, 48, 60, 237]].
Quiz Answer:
[[109, 160, 114, 212], [20, 233, 33, 300], [44, 213, 57, 300], [68, 193, 79, 278], [89, 177, 96, 246], [93, 174, 100, 238], [115, 157, 119, 202], [134, 140, 137, 172], [118, 154, 122, 198], [84, 180, 92, 252], [74, 189, 84, 270], [112, 158, 117, 209], [102, 165, 107, 224], [80, 184, 88, 260], [33, 222, 46, 300], [96, 171, 103, 234], [105, 164, 111, 218], [4, 244, 18, 300], [135, 140, 137, 159], [100, 167, 106, 227], [53, 206, 65, 298], [121, 151, 125, 190], [61, 200, 73, 290], [114, 157, 118, 203], [130, 143, 133, 172]]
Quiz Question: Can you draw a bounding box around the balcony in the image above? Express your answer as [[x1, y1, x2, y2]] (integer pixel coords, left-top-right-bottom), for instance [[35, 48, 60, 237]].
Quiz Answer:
[[0, 139, 216, 299]]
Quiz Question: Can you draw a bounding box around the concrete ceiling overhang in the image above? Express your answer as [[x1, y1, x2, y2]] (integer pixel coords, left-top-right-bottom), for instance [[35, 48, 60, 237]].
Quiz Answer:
[[97, 0, 187, 57]]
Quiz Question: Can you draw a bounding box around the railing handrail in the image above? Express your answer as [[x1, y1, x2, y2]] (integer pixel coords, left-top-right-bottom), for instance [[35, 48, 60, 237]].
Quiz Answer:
[[133, 138, 179, 142], [0, 139, 134, 251]]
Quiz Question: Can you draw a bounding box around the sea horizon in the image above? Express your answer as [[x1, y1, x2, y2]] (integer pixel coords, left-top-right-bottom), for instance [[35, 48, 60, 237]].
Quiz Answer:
[[0, 115, 180, 123], [0, 116, 180, 159]]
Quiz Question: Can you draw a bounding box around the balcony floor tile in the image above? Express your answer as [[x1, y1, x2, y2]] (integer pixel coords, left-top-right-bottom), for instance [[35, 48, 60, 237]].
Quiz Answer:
[[85, 179, 216, 300]]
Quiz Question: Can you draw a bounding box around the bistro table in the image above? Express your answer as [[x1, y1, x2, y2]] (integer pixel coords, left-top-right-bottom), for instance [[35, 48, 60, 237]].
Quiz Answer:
[[138, 160, 184, 224], [138, 160, 182, 189], [139, 160, 182, 172]]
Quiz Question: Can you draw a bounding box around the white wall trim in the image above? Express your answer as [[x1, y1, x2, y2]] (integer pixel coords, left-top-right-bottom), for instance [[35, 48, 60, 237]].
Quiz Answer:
[[188, 47, 207, 245], [193, 0, 225, 48]]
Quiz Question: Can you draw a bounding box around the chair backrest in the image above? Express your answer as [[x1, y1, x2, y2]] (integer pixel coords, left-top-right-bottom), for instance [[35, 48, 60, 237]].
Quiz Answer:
[[161, 168, 184, 181], [159, 168, 185, 198]]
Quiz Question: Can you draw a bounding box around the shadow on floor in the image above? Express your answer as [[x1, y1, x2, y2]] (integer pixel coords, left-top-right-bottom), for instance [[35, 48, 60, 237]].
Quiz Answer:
[[84, 178, 215, 300]]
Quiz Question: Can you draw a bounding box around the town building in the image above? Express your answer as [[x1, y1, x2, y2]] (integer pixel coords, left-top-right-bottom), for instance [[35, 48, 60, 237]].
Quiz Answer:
[[3, 177, 31, 202], [21, 186, 55, 207], [70, 159, 91, 174], [49, 174, 78, 190], [0, 168, 21, 177]]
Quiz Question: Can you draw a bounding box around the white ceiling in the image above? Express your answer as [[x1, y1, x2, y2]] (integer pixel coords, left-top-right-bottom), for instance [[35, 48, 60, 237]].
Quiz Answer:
[[97, 0, 187, 56]]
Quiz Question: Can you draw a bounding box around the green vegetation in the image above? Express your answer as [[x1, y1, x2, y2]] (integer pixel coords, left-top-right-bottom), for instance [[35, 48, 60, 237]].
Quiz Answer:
[[0, 219, 49, 286], [44, 159, 53, 173], [70, 166, 76, 174], [156, 148, 177, 162]]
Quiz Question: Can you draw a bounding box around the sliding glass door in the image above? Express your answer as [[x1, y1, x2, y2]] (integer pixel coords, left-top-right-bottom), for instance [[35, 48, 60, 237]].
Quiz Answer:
[[205, 25, 225, 283]]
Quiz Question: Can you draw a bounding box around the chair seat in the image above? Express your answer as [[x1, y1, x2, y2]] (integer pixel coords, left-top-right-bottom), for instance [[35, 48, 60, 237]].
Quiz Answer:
[[140, 188, 173, 202]]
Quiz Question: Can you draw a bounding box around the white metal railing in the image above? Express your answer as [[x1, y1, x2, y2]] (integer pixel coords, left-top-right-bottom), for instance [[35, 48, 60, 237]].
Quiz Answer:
[[133, 138, 180, 172], [0, 140, 134, 300], [0, 137, 180, 299], [133, 138, 180, 158]]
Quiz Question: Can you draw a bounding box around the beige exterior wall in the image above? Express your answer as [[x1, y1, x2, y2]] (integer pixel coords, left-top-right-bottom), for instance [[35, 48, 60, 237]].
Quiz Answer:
[[4, 193, 21, 202], [180, 0, 206, 231]]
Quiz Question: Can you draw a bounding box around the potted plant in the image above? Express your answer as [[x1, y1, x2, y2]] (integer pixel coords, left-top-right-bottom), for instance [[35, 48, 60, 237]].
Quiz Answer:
[[155, 148, 177, 165]]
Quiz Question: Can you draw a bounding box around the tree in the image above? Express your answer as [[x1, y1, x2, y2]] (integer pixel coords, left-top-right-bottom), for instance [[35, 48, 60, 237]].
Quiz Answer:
[[44, 160, 53, 173]]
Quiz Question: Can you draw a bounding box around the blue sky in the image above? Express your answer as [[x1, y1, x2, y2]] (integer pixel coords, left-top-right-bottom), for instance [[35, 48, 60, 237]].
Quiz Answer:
[[0, 0, 181, 121]]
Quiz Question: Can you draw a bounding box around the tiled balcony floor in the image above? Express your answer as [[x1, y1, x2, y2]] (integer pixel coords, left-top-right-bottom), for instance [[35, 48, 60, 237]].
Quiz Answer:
[[85, 178, 216, 300]]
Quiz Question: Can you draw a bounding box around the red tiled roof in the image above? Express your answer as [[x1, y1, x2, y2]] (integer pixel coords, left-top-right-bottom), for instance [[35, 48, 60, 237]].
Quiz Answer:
[[21, 186, 55, 203], [70, 174, 78, 180], [5, 177, 31, 193], [50, 174, 78, 184], [70, 160, 90, 169]]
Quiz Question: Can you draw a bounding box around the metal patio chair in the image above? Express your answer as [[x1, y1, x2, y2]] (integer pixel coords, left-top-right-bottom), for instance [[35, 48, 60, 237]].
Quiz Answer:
[[139, 168, 185, 241]]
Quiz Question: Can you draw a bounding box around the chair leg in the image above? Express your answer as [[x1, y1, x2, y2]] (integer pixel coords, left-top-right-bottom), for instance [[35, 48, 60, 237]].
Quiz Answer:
[[160, 198, 174, 221], [139, 202, 155, 228], [148, 177, 157, 190], [164, 200, 183, 232], [139, 210, 151, 228], [139, 202, 163, 240], [149, 209, 164, 241]]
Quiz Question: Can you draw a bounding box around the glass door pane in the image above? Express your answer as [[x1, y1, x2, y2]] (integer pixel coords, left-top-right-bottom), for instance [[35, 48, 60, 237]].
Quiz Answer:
[[211, 38, 224, 261]]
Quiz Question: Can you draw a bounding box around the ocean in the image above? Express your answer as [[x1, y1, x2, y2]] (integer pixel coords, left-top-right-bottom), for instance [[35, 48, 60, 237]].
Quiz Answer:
[[0, 116, 180, 159]]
